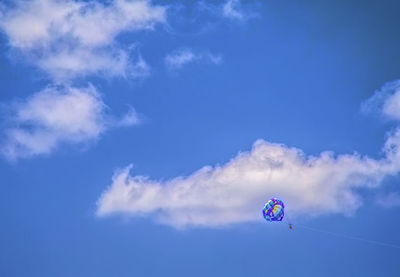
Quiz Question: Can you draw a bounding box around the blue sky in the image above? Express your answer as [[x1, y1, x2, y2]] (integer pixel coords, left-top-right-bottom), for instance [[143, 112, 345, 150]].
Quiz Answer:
[[1, 0, 400, 276]]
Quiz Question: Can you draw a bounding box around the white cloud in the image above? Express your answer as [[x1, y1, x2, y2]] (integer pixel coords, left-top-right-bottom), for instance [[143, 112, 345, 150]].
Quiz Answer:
[[0, 0, 165, 80], [197, 0, 252, 22], [375, 192, 400, 208], [115, 107, 141, 127], [96, 80, 400, 228], [382, 91, 400, 121], [96, 133, 400, 228], [165, 48, 222, 70], [1, 85, 139, 160], [222, 0, 244, 20], [361, 80, 400, 121]]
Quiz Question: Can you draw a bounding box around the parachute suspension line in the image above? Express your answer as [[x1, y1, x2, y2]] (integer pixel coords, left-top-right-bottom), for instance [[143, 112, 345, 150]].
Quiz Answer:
[[283, 212, 293, 229], [262, 197, 399, 248], [294, 224, 400, 250]]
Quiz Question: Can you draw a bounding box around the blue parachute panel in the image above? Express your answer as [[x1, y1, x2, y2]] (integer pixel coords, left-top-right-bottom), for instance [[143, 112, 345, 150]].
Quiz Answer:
[[262, 198, 285, 222]]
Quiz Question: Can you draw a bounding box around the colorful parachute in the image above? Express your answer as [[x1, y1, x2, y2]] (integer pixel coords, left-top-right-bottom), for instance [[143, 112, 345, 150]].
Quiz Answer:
[[262, 198, 285, 222]]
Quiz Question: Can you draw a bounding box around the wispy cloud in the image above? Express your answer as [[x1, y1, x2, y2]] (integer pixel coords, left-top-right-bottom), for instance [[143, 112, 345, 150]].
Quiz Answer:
[[165, 48, 222, 70], [0, 0, 165, 80], [196, 0, 255, 23], [375, 192, 400, 208], [361, 80, 400, 121], [222, 0, 244, 20], [97, 81, 400, 228], [1, 85, 139, 161], [115, 107, 141, 127]]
